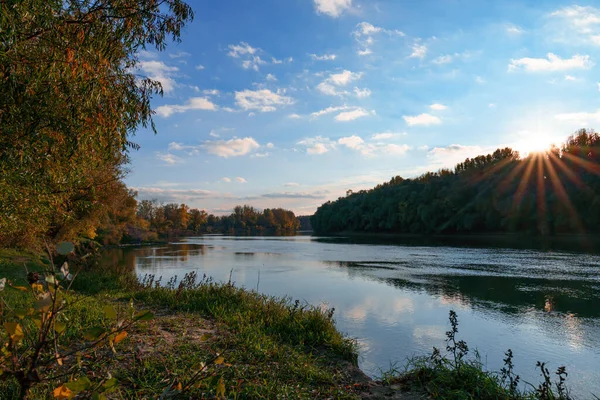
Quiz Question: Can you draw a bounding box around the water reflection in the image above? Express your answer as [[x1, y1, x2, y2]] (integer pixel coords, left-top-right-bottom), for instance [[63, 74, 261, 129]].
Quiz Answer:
[[98, 236, 600, 398]]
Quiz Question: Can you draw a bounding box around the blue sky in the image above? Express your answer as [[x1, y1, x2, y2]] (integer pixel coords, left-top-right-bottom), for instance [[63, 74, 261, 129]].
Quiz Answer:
[[127, 0, 600, 215]]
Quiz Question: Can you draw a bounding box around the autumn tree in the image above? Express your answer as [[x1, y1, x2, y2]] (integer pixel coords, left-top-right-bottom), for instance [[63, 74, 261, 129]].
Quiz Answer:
[[0, 0, 193, 247]]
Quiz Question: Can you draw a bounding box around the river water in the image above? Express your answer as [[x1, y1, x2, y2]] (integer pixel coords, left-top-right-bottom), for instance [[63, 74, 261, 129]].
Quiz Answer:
[[100, 235, 600, 398]]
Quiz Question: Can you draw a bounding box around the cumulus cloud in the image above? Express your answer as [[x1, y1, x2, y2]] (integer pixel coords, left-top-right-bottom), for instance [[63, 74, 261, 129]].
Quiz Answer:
[[409, 44, 427, 59], [549, 6, 600, 44], [221, 177, 232, 183], [297, 136, 335, 155], [310, 105, 350, 118], [227, 42, 268, 71], [508, 53, 594, 72], [427, 144, 487, 168], [371, 132, 404, 140], [317, 70, 363, 96], [310, 53, 337, 61], [505, 24, 524, 35], [155, 97, 218, 117], [195, 64, 205, 70], [235, 177, 248, 183], [403, 113, 442, 126], [353, 22, 404, 56], [288, 113, 302, 119], [313, 0, 352, 17], [235, 89, 294, 112], [354, 87, 372, 98], [335, 108, 373, 121], [156, 153, 183, 165], [138, 60, 179, 94], [429, 103, 447, 110], [337, 135, 410, 156], [203, 137, 260, 158], [266, 73, 277, 81]]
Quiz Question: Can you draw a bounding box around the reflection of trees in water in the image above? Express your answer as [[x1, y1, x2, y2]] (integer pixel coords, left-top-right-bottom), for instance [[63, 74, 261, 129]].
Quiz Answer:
[[328, 261, 600, 319]]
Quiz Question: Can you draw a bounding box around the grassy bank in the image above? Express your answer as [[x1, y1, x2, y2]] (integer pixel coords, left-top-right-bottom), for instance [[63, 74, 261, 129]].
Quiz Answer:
[[0, 250, 366, 399]]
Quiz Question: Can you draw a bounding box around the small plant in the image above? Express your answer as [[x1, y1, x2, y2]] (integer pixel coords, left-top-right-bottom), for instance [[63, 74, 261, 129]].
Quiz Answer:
[[0, 241, 153, 399], [445, 310, 469, 375], [501, 349, 520, 397]]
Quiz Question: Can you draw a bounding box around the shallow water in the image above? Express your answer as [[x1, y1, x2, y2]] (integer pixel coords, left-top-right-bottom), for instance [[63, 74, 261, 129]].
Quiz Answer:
[[100, 235, 600, 398]]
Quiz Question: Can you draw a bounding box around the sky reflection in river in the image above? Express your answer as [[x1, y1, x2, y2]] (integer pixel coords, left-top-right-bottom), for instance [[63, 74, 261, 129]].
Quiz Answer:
[[104, 235, 600, 398]]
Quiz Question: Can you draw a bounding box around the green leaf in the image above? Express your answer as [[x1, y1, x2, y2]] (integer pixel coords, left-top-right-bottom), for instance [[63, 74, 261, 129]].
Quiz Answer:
[[56, 242, 74, 255], [14, 308, 28, 319], [54, 321, 67, 334], [134, 310, 153, 321], [83, 326, 106, 341], [92, 393, 107, 400], [100, 377, 118, 392], [65, 376, 92, 392], [45, 274, 56, 285], [103, 305, 117, 319]]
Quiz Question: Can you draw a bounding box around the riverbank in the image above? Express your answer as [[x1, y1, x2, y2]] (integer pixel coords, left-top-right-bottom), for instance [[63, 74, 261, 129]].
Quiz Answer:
[[0, 248, 584, 399]]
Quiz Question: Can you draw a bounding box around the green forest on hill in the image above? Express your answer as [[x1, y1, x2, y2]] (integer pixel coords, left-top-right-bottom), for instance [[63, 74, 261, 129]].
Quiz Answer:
[[312, 129, 600, 236]]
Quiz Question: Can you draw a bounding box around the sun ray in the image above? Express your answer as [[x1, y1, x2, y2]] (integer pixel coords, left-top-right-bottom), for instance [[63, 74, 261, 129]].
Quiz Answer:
[[543, 155, 584, 233], [535, 155, 548, 234], [511, 154, 536, 213]]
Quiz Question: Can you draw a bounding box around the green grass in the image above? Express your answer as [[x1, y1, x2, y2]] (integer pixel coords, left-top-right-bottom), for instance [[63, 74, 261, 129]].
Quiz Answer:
[[0, 251, 363, 399]]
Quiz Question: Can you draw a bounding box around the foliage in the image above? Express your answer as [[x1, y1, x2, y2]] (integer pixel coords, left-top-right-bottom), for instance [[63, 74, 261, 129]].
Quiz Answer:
[[312, 129, 600, 236], [393, 310, 573, 400], [132, 202, 302, 240], [0, 0, 193, 248], [0, 242, 153, 399]]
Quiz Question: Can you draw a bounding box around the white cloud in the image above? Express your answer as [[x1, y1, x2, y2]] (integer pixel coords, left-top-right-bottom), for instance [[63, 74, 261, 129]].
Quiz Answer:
[[317, 70, 363, 96], [429, 103, 447, 110], [428, 144, 486, 167], [288, 113, 302, 119], [284, 182, 300, 187], [228, 42, 259, 58], [335, 108, 373, 121], [403, 113, 442, 126], [565, 75, 577, 81], [489, 103, 496, 108], [338, 135, 364, 149], [371, 132, 404, 140], [354, 87, 372, 98], [297, 136, 335, 155], [266, 73, 277, 81], [508, 53, 594, 72], [266, 142, 274, 149], [310, 53, 337, 61], [432, 55, 453, 64], [155, 97, 218, 117], [409, 44, 427, 59], [221, 177, 232, 183], [203, 89, 220, 95], [227, 42, 268, 71], [234, 89, 294, 112], [353, 22, 403, 56], [313, 0, 352, 17], [310, 105, 350, 118], [169, 51, 191, 59], [195, 64, 205, 70], [354, 22, 382, 36], [597, 82, 600, 91], [555, 109, 600, 124], [235, 177, 248, 183], [506, 24, 524, 35], [156, 153, 183, 165], [338, 135, 410, 156], [138, 60, 179, 94], [204, 137, 260, 158]]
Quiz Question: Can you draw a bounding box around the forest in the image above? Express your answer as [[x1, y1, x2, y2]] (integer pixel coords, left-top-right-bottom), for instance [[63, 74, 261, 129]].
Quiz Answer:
[[312, 129, 600, 236]]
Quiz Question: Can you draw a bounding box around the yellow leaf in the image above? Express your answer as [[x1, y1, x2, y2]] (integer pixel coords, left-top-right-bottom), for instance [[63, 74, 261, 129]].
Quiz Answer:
[[113, 331, 128, 344], [53, 385, 74, 399], [214, 356, 224, 365], [12, 286, 29, 292], [176, 382, 183, 390], [31, 283, 44, 293], [4, 323, 24, 342], [216, 376, 225, 398]]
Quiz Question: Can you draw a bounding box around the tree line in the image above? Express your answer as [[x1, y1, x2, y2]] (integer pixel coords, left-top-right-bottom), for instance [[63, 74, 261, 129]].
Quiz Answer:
[[312, 129, 600, 236]]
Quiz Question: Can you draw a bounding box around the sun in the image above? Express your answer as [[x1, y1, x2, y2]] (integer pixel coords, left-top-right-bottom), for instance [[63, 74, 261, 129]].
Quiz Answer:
[[513, 130, 560, 156]]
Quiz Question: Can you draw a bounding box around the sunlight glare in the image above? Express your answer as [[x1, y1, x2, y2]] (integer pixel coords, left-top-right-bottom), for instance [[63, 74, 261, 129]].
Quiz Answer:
[[513, 130, 558, 156]]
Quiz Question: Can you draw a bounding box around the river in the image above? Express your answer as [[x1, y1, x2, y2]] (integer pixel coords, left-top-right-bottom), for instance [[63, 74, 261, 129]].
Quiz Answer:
[[100, 235, 600, 398]]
